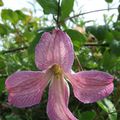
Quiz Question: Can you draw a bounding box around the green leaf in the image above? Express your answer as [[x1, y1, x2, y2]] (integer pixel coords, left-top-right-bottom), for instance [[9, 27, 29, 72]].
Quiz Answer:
[[1, 9, 18, 24], [36, 0, 58, 14], [0, 23, 11, 36], [110, 40, 120, 56], [61, 0, 74, 20], [105, 0, 113, 3], [78, 111, 96, 120], [5, 114, 22, 120], [65, 29, 87, 50], [0, 0, 3, 6], [97, 98, 117, 120], [0, 79, 5, 94], [102, 50, 114, 70]]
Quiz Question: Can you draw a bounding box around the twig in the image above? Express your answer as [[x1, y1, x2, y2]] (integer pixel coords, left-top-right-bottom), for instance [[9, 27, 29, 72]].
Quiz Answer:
[[1, 46, 28, 54], [1, 43, 109, 54], [84, 43, 109, 47], [65, 7, 117, 21], [74, 53, 83, 71], [56, 0, 61, 28]]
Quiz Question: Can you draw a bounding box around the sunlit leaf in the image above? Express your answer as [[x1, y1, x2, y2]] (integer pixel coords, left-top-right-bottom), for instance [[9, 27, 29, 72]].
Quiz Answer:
[[1, 9, 18, 24], [0, 0, 3, 6], [97, 98, 117, 120], [36, 0, 58, 14], [61, 0, 74, 20]]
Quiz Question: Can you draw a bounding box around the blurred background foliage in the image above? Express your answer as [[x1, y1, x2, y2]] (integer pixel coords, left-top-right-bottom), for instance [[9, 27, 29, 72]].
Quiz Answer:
[[0, 0, 120, 120]]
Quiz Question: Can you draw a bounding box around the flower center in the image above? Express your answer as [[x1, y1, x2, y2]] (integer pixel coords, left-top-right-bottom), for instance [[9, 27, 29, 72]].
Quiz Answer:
[[51, 64, 62, 79]]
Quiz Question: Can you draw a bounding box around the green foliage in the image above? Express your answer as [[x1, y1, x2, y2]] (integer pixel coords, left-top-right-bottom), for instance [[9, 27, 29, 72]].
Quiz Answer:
[[105, 0, 113, 3], [97, 98, 117, 120], [0, 0, 120, 120], [36, 0, 58, 14], [1, 9, 19, 24], [61, 0, 74, 20], [0, 0, 3, 6], [65, 29, 87, 49], [78, 111, 96, 120], [110, 40, 120, 56]]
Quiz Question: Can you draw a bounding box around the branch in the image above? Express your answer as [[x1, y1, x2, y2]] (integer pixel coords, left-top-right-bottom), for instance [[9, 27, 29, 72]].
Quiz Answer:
[[65, 7, 118, 21], [1, 43, 109, 54], [84, 43, 109, 47], [1, 46, 28, 54], [56, 0, 61, 28]]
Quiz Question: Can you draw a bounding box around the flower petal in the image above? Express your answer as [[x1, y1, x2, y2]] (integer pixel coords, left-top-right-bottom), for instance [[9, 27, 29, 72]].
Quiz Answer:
[[67, 70, 114, 103], [5, 71, 49, 108], [35, 29, 74, 72], [47, 76, 77, 120]]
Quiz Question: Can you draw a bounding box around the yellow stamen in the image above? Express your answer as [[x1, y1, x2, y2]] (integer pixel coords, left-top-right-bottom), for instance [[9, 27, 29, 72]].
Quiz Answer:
[[51, 64, 62, 79]]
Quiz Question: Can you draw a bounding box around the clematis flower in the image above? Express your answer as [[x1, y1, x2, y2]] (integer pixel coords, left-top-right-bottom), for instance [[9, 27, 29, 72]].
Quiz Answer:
[[5, 29, 114, 120]]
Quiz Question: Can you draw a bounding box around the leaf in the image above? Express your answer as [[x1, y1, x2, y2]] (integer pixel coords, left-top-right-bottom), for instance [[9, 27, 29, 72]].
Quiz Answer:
[[105, 0, 113, 3], [5, 114, 22, 120], [61, 0, 74, 20], [78, 111, 96, 120], [110, 40, 120, 56], [0, 0, 3, 6], [65, 29, 87, 50], [0, 23, 11, 36], [102, 50, 114, 70], [0, 79, 5, 95], [36, 0, 58, 14], [1, 9, 18, 24], [97, 98, 117, 120]]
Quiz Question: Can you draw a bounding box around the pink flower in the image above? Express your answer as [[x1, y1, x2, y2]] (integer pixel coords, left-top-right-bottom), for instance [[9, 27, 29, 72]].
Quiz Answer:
[[5, 29, 114, 120]]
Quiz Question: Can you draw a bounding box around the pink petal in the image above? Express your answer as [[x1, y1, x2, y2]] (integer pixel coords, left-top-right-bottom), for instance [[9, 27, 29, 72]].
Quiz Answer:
[[67, 70, 114, 103], [35, 29, 74, 72], [5, 71, 49, 108], [47, 76, 77, 120]]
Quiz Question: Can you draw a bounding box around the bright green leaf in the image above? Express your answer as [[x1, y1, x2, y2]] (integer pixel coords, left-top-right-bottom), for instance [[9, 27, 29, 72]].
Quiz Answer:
[[0, 0, 3, 6], [97, 98, 117, 120], [36, 0, 58, 14], [61, 0, 74, 20], [1, 9, 18, 24]]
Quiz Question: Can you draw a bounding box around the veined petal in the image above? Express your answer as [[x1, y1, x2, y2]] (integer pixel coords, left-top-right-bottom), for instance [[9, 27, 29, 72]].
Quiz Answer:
[[67, 70, 114, 103], [5, 71, 49, 108], [47, 76, 77, 120], [35, 29, 74, 72]]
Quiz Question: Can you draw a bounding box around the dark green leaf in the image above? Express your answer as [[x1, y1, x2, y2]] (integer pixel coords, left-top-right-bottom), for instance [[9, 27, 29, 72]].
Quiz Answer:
[[0, 23, 11, 36], [0, 0, 3, 6], [102, 50, 115, 70], [65, 29, 87, 49], [0, 79, 5, 95], [110, 40, 120, 56], [78, 111, 96, 120], [61, 0, 74, 20], [105, 0, 113, 3], [36, 0, 58, 14], [97, 98, 117, 120]]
